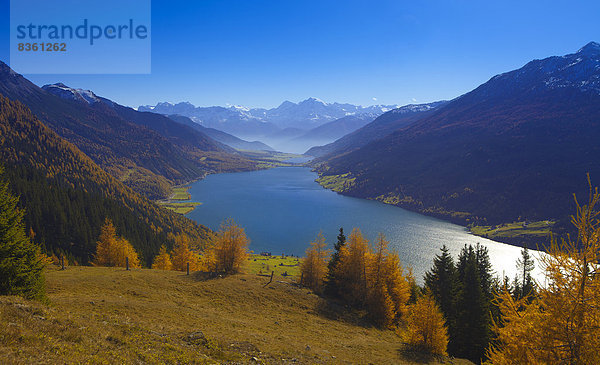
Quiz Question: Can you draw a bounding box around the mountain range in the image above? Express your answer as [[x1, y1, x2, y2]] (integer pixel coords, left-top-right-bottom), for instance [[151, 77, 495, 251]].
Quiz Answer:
[[139, 98, 397, 153], [0, 63, 258, 199], [313, 42, 600, 242]]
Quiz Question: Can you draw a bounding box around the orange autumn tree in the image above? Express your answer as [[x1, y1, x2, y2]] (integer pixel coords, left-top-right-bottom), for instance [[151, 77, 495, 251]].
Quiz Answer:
[[300, 231, 330, 293], [486, 180, 600, 364], [170, 234, 201, 272], [335, 228, 371, 307], [152, 244, 173, 270], [368, 233, 411, 327], [118, 237, 140, 268], [405, 294, 449, 355], [203, 219, 249, 274], [332, 229, 411, 328], [94, 218, 140, 268]]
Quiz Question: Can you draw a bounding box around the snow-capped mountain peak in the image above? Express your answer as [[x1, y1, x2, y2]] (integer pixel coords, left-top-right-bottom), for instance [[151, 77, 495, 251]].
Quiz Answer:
[[476, 41, 600, 98], [138, 98, 401, 136], [390, 101, 448, 115], [228, 104, 251, 112], [42, 83, 101, 105], [301, 97, 328, 105], [577, 41, 600, 55]]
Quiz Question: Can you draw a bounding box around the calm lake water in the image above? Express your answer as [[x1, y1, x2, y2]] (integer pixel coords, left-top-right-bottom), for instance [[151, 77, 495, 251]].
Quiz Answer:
[[187, 167, 542, 282]]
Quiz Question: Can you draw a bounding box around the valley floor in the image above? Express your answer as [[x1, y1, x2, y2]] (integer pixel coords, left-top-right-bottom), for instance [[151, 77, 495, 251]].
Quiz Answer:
[[0, 266, 471, 364]]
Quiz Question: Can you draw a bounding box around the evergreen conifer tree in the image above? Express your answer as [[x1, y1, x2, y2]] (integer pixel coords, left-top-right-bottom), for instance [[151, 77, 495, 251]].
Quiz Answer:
[[475, 243, 494, 301], [453, 245, 492, 364], [424, 245, 458, 326], [0, 166, 45, 300], [515, 245, 535, 300], [325, 227, 346, 297]]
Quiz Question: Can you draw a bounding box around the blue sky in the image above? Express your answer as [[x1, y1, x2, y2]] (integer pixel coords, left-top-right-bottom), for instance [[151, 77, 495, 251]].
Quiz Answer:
[[1, 0, 599, 109]]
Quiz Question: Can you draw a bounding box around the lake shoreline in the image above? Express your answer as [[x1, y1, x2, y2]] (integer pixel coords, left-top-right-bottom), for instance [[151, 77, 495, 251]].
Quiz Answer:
[[185, 166, 539, 282], [154, 151, 307, 214], [310, 169, 550, 252]]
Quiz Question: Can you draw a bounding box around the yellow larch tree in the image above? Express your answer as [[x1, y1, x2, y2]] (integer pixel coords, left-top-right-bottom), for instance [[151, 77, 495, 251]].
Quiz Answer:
[[152, 244, 173, 270], [335, 228, 371, 307], [404, 294, 449, 356], [486, 180, 600, 365], [117, 237, 141, 268], [300, 231, 330, 293], [94, 218, 118, 267], [203, 219, 249, 274], [367, 233, 397, 327], [171, 234, 201, 272], [383, 251, 411, 319], [198, 231, 217, 272], [93, 219, 140, 268], [367, 233, 411, 327]]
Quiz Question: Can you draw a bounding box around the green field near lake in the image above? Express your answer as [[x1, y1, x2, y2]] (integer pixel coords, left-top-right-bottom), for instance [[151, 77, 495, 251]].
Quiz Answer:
[[171, 187, 191, 200], [246, 254, 302, 280], [157, 201, 201, 214], [470, 220, 554, 241]]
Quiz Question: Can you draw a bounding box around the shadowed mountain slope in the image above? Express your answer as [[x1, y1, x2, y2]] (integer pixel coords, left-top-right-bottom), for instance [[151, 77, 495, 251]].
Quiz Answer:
[[315, 43, 600, 237]]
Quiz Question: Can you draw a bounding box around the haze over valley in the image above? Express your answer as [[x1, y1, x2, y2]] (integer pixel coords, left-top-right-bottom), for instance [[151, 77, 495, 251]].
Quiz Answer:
[[139, 97, 399, 153]]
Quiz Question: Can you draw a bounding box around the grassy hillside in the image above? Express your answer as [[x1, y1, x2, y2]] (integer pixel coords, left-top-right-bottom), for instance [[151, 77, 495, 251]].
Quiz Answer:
[[0, 266, 471, 364]]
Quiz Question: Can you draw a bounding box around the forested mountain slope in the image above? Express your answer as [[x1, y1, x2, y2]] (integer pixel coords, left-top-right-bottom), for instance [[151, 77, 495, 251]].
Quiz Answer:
[[0, 95, 211, 265], [315, 43, 600, 235], [306, 101, 446, 158], [0, 63, 257, 199]]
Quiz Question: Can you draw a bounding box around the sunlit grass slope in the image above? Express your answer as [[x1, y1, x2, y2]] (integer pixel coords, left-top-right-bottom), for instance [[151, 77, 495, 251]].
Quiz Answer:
[[0, 266, 472, 364]]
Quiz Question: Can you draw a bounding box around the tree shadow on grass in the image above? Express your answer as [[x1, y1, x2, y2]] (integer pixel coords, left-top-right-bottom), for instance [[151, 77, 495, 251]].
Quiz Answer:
[[314, 296, 374, 328], [192, 271, 224, 281], [397, 343, 460, 364]]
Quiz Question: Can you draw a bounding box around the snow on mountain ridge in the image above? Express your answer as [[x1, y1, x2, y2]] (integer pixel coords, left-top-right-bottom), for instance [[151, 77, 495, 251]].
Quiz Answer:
[[42, 83, 102, 105], [389, 101, 448, 115], [477, 41, 600, 99], [139, 97, 399, 131], [577, 41, 600, 54]]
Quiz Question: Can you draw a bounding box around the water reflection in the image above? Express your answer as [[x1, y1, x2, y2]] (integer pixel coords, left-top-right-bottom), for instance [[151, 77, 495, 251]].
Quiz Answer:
[[187, 167, 545, 283]]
